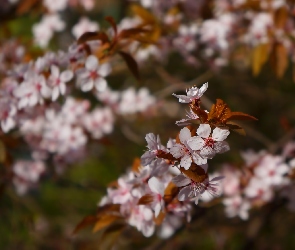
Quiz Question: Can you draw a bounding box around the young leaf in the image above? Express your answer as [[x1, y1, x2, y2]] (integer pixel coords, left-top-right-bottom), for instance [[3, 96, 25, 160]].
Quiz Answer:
[[228, 112, 258, 121], [105, 16, 118, 37], [163, 182, 179, 203], [252, 43, 269, 76], [138, 194, 154, 205], [77, 31, 109, 45], [119, 51, 141, 81], [72, 215, 97, 235], [274, 43, 288, 79], [132, 157, 141, 173], [17, 0, 39, 15], [154, 211, 166, 225], [131, 5, 157, 24], [93, 214, 121, 233], [0, 140, 6, 163], [180, 163, 208, 184]]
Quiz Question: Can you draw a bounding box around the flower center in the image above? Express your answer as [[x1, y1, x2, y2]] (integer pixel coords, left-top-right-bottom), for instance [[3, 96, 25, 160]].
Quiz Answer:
[[90, 71, 99, 79], [204, 137, 215, 148]]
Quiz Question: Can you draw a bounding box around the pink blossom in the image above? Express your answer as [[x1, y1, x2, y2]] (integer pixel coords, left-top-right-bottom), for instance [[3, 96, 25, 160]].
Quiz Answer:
[[173, 24, 198, 52], [14, 72, 51, 108], [170, 127, 205, 169], [0, 99, 17, 132], [176, 108, 199, 126], [254, 155, 289, 186], [83, 107, 114, 139], [32, 14, 65, 48], [128, 205, 155, 237], [12, 160, 45, 195], [148, 177, 165, 217], [72, 17, 99, 39], [141, 133, 165, 166], [223, 195, 250, 220], [76, 55, 111, 92], [43, 0, 68, 12], [118, 87, 156, 114], [244, 177, 274, 202], [187, 124, 230, 162], [173, 82, 208, 104], [108, 178, 134, 204], [173, 174, 224, 204], [48, 65, 73, 101]]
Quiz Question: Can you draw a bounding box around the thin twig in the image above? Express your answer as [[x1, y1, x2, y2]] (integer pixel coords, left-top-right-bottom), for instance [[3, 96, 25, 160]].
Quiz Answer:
[[269, 127, 295, 154], [155, 68, 213, 99]]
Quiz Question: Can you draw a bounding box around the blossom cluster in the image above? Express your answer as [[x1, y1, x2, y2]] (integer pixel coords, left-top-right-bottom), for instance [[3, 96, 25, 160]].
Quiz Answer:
[[96, 83, 232, 237], [7, 0, 96, 48], [6, 0, 295, 78], [124, 0, 295, 75], [215, 143, 295, 220], [93, 82, 295, 239], [0, 37, 157, 194]]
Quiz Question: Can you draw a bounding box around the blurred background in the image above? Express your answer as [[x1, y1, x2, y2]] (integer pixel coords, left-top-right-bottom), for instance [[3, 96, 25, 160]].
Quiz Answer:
[[1, 0, 295, 249]]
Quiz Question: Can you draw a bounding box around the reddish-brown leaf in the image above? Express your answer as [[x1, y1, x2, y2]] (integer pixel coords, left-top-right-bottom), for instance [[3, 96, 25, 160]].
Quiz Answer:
[[77, 31, 109, 45], [119, 28, 149, 39], [16, 0, 39, 15], [180, 163, 208, 184], [119, 51, 140, 81], [138, 194, 154, 205], [93, 214, 121, 233], [252, 43, 269, 76], [72, 215, 97, 235], [228, 112, 257, 121], [131, 4, 157, 24], [190, 104, 208, 123], [207, 99, 231, 125], [274, 7, 288, 29], [105, 16, 118, 37], [0, 140, 6, 163], [274, 43, 288, 78], [96, 204, 121, 215], [156, 150, 176, 161], [207, 99, 257, 129], [132, 157, 141, 173], [154, 211, 166, 225], [163, 182, 179, 203]]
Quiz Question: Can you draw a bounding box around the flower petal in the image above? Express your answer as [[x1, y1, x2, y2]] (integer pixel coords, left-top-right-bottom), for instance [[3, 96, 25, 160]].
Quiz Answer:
[[178, 186, 191, 201], [85, 55, 98, 71], [98, 63, 111, 77], [212, 127, 230, 141], [154, 203, 161, 217], [59, 82, 66, 95], [60, 70, 73, 82], [145, 133, 158, 150], [180, 153, 192, 170], [179, 127, 191, 143], [148, 177, 165, 196], [198, 82, 208, 96], [200, 146, 215, 159], [170, 144, 185, 158], [187, 136, 204, 150], [197, 124, 211, 138], [193, 154, 207, 165], [50, 65, 60, 78], [81, 80, 94, 92], [172, 94, 191, 103], [94, 77, 107, 92], [214, 141, 230, 154], [52, 87, 59, 101], [172, 174, 191, 187]]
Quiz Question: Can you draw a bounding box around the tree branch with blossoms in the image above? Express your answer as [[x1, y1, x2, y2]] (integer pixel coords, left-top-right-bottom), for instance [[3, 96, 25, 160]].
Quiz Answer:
[[74, 82, 257, 241]]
